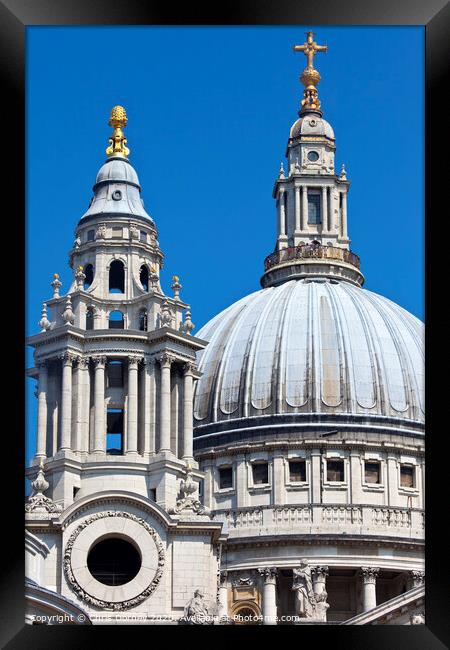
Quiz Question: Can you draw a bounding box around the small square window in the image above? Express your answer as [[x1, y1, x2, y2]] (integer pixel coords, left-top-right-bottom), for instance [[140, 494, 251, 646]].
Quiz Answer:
[[289, 460, 306, 482], [140, 230, 147, 242], [365, 461, 381, 484], [400, 464, 415, 488], [219, 467, 233, 490], [112, 227, 123, 238], [252, 462, 269, 485], [327, 459, 344, 482], [87, 229, 95, 242]]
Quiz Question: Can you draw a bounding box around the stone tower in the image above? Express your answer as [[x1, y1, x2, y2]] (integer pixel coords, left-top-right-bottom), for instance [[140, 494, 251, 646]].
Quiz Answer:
[[25, 107, 225, 624]]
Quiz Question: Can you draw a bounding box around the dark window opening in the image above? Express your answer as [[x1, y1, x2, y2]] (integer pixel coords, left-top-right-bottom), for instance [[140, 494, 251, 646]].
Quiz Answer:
[[140, 230, 147, 242], [109, 260, 125, 293], [308, 192, 322, 224], [107, 409, 124, 454], [149, 489, 156, 501], [140, 265, 149, 291], [365, 461, 381, 484], [327, 459, 344, 482], [73, 487, 80, 500], [109, 310, 124, 329], [219, 467, 233, 490], [139, 309, 148, 331], [84, 264, 94, 289], [252, 462, 269, 485], [87, 229, 95, 242], [107, 360, 124, 388], [400, 465, 415, 488], [87, 538, 141, 586], [86, 306, 95, 330], [289, 460, 306, 482]]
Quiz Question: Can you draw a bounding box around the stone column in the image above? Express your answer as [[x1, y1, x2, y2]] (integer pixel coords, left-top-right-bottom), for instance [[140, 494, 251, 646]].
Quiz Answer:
[[278, 189, 286, 238], [92, 356, 106, 453], [142, 356, 156, 456], [60, 353, 74, 450], [158, 353, 173, 452], [126, 356, 140, 454], [301, 185, 308, 229], [182, 362, 195, 462], [410, 570, 425, 588], [79, 357, 90, 454], [217, 571, 229, 619], [359, 567, 379, 612], [311, 566, 329, 598], [73, 357, 86, 453], [36, 361, 48, 458], [258, 567, 278, 625], [341, 191, 348, 238], [322, 186, 328, 231], [294, 185, 301, 233]]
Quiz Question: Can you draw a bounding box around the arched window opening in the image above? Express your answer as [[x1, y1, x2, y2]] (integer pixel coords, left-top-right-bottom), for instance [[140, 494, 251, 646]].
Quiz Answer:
[[109, 310, 124, 330], [139, 309, 148, 332], [109, 260, 125, 293], [84, 264, 94, 290], [139, 265, 149, 291], [86, 306, 95, 330]]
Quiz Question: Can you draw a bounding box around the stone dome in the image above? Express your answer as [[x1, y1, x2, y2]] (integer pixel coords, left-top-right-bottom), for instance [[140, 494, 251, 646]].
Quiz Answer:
[[80, 157, 153, 222], [289, 115, 335, 140], [194, 279, 424, 427]]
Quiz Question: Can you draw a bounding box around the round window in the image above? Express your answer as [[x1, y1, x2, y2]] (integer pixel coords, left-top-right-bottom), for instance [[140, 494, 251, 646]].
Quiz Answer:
[[87, 537, 141, 586], [307, 151, 319, 162], [112, 190, 122, 201]]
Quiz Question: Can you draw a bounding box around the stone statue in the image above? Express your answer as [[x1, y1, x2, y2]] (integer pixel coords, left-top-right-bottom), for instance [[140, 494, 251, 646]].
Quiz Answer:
[[292, 559, 316, 618], [314, 590, 329, 622], [183, 589, 212, 625]]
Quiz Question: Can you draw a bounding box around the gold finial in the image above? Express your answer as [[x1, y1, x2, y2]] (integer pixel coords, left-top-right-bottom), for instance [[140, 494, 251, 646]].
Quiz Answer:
[[172, 275, 179, 283], [77, 265, 84, 272], [53, 273, 59, 279], [293, 31, 327, 115], [106, 105, 130, 158]]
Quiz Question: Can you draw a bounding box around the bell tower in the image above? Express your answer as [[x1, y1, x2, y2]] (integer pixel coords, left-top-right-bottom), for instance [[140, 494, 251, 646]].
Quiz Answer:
[[262, 32, 364, 289], [27, 106, 204, 511]]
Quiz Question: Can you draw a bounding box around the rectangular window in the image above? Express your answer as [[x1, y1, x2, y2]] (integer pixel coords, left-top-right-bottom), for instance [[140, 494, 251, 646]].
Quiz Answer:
[[107, 360, 124, 388], [140, 230, 147, 242], [365, 461, 381, 484], [289, 460, 306, 482], [112, 227, 123, 238], [219, 467, 233, 490], [327, 459, 344, 482], [308, 192, 322, 224], [87, 229, 95, 241], [106, 409, 124, 455], [252, 462, 269, 485], [149, 489, 156, 501], [400, 464, 415, 488]]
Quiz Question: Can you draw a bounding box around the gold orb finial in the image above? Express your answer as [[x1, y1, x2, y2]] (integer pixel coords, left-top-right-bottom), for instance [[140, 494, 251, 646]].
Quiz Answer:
[[106, 105, 130, 158], [53, 273, 59, 279]]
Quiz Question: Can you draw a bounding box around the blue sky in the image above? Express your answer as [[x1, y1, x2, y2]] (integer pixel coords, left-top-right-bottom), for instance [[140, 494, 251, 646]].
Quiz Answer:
[[26, 26, 424, 463]]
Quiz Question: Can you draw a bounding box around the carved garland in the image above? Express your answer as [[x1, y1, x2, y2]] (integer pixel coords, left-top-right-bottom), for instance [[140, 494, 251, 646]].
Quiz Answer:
[[63, 511, 165, 611]]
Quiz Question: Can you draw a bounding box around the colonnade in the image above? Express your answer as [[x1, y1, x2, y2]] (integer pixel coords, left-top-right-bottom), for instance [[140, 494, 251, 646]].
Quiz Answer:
[[277, 184, 348, 243], [35, 352, 195, 461], [224, 567, 425, 624]]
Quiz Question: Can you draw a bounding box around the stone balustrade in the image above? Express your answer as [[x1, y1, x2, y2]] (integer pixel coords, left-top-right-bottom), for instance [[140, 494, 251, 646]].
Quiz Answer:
[[213, 504, 424, 539]]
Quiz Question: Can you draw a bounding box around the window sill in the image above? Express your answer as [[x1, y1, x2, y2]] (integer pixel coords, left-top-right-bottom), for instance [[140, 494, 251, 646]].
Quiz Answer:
[[248, 484, 271, 493], [285, 483, 309, 491], [323, 482, 348, 490], [362, 484, 385, 492], [215, 487, 235, 495]]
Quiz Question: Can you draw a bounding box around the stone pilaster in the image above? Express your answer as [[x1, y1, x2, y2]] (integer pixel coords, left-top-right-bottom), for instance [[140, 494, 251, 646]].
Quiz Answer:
[[142, 356, 156, 456], [258, 567, 278, 625], [126, 356, 140, 454], [36, 361, 48, 458], [301, 185, 308, 230], [217, 571, 228, 619], [294, 185, 301, 233], [359, 566, 379, 612], [92, 355, 106, 453], [321, 186, 328, 232]]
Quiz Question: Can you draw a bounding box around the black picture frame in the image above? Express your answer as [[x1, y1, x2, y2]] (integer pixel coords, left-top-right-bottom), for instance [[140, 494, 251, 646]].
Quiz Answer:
[[2, 0, 448, 646]]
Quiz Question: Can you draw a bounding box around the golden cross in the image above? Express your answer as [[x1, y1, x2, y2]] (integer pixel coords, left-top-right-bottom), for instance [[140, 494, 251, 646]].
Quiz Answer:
[[293, 31, 327, 69]]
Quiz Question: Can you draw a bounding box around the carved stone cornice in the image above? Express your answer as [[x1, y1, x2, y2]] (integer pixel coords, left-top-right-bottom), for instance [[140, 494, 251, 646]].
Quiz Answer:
[[359, 567, 380, 584], [258, 567, 278, 583]]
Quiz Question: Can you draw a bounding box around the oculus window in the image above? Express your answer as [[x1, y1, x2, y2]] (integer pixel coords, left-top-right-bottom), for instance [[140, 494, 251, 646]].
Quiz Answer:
[[87, 538, 141, 586]]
